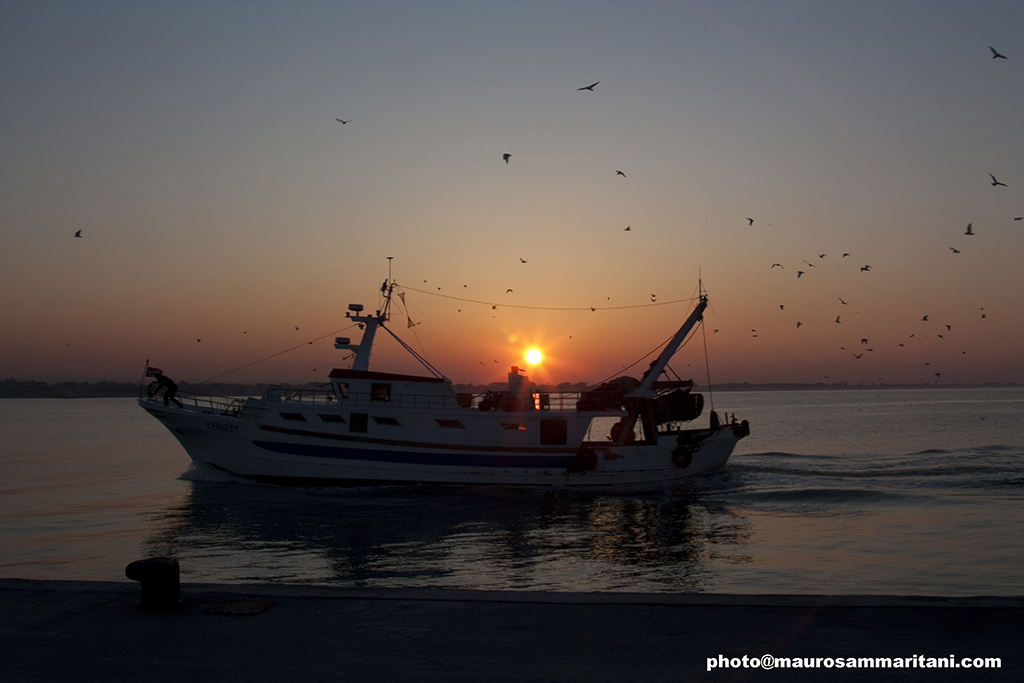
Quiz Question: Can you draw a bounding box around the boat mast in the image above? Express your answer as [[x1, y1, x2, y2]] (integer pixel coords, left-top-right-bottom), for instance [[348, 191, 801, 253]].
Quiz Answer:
[[626, 290, 708, 399], [335, 276, 395, 372]]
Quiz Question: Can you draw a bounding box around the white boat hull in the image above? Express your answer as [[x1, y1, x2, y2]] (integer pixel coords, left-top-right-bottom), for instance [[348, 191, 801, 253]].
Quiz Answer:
[[140, 398, 747, 487]]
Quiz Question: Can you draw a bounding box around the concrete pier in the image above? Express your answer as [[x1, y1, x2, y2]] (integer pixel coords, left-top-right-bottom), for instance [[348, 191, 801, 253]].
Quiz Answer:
[[1, 579, 1020, 681]]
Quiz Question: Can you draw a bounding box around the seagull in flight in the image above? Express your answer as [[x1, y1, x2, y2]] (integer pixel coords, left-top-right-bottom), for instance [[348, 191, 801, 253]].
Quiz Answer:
[[74, 230, 82, 238], [835, 315, 841, 324], [861, 265, 872, 272], [990, 46, 1008, 59], [616, 170, 626, 177], [624, 225, 631, 231], [519, 258, 527, 263], [771, 263, 783, 269], [577, 81, 599, 91], [335, 118, 351, 124], [990, 173, 1007, 187], [747, 218, 754, 226], [965, 223, 974, 235], [796, 270, 805, 279], [503, 153, 512, 163], [839, 297, 848, 305], [950, 247, 960, 253]]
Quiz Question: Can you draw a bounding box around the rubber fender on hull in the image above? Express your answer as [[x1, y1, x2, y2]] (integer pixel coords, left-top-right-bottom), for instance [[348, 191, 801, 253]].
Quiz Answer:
[[567, 448, 598, 473], [671, 447, 693, 469]]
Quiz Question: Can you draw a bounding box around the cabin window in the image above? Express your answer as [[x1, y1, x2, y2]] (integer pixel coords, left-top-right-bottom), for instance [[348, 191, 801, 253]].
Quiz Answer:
[[319, 414, 346, 424], [436, 419, 465, 429], [501, 423, 527, 431], [371, 383, 391, 402], [279, 412, 307, 422], [540, 419, 567, 445], [349, 413, 368, 433], [373, 416, 401, 426]]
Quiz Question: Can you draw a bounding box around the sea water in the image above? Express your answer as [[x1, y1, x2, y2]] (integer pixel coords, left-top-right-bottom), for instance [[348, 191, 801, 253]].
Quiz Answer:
[[1, 389, 1022, 594]]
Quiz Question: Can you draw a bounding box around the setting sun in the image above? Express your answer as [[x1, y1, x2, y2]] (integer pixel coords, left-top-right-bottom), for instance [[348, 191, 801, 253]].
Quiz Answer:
[[525, 348, 542, 365]]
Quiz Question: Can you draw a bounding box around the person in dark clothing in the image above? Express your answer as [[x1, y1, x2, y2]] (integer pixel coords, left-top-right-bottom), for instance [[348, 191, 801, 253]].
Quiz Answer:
[[153, 373, 183, 408]]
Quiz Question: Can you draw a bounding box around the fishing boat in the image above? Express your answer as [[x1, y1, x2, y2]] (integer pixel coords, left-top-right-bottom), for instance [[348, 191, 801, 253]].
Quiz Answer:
[[139, 280, 749, 486]]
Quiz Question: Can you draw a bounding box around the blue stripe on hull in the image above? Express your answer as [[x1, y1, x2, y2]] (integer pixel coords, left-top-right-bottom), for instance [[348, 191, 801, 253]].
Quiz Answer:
[[252, 440, 575, 469]]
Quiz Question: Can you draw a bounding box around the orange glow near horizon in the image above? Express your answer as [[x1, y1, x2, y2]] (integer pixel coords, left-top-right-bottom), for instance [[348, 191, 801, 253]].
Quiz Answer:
[[3, 5, 1024, 387]]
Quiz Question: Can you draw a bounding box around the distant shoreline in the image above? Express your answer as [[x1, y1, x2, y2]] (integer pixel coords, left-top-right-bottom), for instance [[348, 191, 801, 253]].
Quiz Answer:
[[1, 378, 1018, 399]]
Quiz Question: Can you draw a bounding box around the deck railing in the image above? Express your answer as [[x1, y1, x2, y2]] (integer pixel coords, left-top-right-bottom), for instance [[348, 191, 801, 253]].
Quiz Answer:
[[142, 391, 247, 415], [262, 387, 598, 412]]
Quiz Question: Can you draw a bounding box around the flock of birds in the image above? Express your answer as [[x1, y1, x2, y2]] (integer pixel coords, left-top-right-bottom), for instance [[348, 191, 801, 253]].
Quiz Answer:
[[70, 48, 1016, 385], [731, 46, 1020, 383]]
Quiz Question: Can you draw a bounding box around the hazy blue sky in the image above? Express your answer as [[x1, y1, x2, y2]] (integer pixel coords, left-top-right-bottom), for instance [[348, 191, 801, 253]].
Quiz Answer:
[[2, 1, 1022, 385]]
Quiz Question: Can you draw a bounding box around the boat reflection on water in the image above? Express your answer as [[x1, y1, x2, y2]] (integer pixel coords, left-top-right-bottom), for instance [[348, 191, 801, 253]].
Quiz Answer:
[[142, 472, 753, 591]]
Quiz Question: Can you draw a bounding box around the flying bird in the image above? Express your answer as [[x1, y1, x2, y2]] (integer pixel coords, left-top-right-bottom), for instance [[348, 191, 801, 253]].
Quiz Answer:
[[771, 263, 783, 269], [842, 253, 850, 257], [835, 316, 841, 324], [616, 170, 626, 177], [506, 289, 513, 293], [950, 247, 960, 253], [577, 81, 599, 91], [503, 153, 512, 163], [779, 305, 785, 310], [796, 271, 804, 278], [989, 46, 1008, 59], [519, 258, 527, 263], [965, 223, 974, 235], [853, 353, 864, 359], [922, 315, 929, 321], [989, 173, 1007, 187], [796, 322, 803, 328], [624, 225, 631, 231], [818, 253, 827, 259], [747, 218, 754, 226], [1015, 217, 1022, 221], [861, 265, 871, 272], [839, 297, 848, 305], [335, 118, 351, 124], [73, 230, 82, 238]]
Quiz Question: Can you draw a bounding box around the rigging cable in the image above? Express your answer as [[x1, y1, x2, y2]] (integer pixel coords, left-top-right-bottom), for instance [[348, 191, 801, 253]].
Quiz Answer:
[[397, 284, 699, 311], [196, 322, 361, 384], [584, 301, 702, 390], [700, 318, 714, 412]]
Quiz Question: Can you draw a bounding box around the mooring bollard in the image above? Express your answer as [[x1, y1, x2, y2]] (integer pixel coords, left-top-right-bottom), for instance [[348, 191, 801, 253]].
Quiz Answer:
[[125, 557, 180, 610]]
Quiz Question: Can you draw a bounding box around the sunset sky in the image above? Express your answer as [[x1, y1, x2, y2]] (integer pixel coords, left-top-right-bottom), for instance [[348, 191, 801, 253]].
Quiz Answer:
[[2, 1, 1022, 387]]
